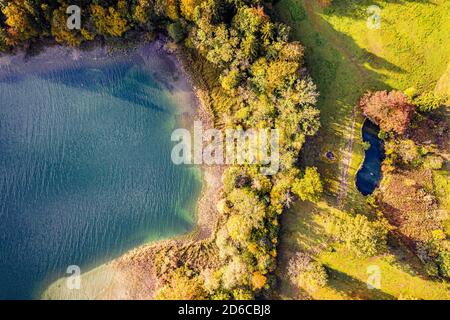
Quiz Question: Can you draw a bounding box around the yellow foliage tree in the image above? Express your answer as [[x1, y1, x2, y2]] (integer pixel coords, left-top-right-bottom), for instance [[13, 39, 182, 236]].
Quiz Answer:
[[165, 0, 179, 21], [180, 0, 201, 21], [2, 1, 38, 44], [51, 7, 82, 46], [251, 272, 267, 290], [156, 268, 207, 300], [90, 5, 129, 37]]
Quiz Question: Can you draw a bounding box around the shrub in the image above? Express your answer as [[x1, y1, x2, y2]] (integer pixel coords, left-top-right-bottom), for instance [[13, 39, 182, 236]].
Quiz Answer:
[[362, 141, 371, 151]]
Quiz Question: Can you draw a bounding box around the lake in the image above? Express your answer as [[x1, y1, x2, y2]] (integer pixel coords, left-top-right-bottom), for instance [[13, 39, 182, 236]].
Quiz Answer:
[[356, 120, 385, 196], [0, 44, 201, 299]]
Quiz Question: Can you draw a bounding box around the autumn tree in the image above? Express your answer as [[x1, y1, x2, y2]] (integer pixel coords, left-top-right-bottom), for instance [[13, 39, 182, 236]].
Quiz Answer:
[[180, 0, 201, 21], [251, 271, 267, 290], [359, 90, 415, 134], [51, 6, 82, 46], [2, 0, 39, 45], [287, 252, 328, 292], [90, 4, 129, 37], [156, 267, 208, 300], [133, 0, 155, 27]]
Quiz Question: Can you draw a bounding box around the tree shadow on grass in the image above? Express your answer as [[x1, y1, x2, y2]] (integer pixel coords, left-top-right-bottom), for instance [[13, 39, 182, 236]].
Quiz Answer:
[[386, 235, 432, 279], [325, 267, 396, 300]]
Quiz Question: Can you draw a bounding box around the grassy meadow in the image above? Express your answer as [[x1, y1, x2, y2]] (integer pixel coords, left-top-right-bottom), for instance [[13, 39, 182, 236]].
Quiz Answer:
[[273, 0, 450, 299]]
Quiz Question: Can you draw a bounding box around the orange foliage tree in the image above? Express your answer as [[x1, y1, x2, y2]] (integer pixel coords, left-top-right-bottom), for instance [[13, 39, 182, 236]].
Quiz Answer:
[[359, 90, 415, 134]]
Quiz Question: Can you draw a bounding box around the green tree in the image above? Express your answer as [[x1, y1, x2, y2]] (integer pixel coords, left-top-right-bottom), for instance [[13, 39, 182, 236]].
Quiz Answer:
[[167, 21, 186, 43], [292, 167, 323, 202], [326, 213, 388, 257]]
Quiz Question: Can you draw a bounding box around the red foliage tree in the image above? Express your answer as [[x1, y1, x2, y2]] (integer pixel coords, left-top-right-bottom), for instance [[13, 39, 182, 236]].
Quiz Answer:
[[359, 90, 415, 134]]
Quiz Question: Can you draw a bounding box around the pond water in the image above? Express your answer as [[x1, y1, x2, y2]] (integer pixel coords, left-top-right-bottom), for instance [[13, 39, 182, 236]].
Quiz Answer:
[[356, 120, 385, 196], [0, 44, 201, 299]]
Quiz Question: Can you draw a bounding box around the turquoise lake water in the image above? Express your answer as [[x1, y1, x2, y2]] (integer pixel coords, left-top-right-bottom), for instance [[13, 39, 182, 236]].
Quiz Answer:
[[0, 45, 201, 299]]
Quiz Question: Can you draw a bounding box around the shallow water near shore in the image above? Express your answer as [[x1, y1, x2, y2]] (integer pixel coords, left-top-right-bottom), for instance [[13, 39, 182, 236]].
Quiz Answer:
[[0, 44, 201, 299]]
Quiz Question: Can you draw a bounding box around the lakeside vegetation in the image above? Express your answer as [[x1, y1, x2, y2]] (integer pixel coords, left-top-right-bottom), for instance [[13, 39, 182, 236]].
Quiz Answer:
[[1, 0, 448, 300]]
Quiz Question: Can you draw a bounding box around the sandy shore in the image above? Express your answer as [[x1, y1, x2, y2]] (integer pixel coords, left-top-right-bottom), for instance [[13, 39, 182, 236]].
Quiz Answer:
[[42, 41, 224, 300]]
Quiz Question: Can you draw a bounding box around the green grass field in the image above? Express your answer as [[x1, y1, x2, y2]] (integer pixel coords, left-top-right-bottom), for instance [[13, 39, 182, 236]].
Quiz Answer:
[[274, 0, 450, 299]]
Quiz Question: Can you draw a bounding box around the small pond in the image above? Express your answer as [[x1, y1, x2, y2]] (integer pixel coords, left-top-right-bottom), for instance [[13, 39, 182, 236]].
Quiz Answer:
[[356, 120, 385, 196]]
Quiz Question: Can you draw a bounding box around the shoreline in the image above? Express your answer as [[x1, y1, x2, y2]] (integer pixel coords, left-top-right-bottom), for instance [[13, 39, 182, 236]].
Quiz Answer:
[[41, 40, 223, 300]]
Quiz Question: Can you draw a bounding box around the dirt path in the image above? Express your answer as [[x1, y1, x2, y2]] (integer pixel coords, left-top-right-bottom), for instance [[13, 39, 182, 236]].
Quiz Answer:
[[303, 0, 367, 205], [336, 105, 357, 206]]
